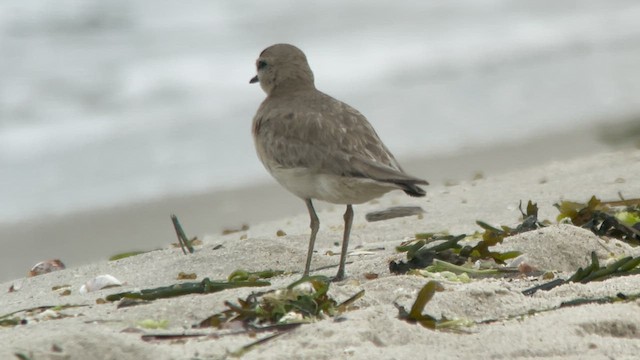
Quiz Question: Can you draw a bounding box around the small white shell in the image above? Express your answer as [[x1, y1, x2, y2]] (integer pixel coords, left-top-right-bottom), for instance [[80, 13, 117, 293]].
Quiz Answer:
[[79, 274, 122, 294], [9, 280, 24, 292], [290, 281, 314, 294], [507, 254, 539, 273], [278, 311, 304, 324], [36, 309, 61, 320]]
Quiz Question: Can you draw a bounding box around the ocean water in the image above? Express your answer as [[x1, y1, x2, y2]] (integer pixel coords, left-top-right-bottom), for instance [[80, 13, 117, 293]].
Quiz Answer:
[[2, 0, 640, 224]]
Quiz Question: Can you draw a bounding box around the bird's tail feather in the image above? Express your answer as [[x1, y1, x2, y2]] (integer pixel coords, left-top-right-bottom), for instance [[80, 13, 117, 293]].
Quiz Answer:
[[397, 181, 426, 197]]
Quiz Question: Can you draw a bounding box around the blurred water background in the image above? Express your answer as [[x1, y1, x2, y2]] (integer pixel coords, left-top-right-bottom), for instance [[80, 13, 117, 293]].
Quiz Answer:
[[2, 0, 640, 225]]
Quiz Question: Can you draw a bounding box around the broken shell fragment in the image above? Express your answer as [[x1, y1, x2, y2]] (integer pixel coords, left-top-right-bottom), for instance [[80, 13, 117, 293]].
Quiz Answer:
[[79, 274, 123, 294], [28, 259, 66, 277]]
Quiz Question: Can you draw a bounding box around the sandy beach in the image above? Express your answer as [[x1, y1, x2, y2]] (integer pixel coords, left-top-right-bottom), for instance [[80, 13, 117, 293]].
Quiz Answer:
[[1, 135, 639, 359]]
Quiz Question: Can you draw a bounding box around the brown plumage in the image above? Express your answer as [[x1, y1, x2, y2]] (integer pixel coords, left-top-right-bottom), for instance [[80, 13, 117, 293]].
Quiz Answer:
[[251, 43, 428, 280]]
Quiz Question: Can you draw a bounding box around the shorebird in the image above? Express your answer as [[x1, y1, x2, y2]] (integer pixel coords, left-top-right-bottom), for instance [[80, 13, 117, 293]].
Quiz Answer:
[[250, 44, 428, 280]]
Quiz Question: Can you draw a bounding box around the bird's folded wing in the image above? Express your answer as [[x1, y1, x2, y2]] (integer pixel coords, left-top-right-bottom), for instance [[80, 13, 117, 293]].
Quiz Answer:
[[256, 112, 427, 185], [348, 156, 428, 185]]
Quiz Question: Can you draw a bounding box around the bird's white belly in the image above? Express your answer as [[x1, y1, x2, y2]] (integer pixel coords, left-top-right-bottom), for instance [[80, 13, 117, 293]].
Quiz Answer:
[[268, 167, 396, 204]]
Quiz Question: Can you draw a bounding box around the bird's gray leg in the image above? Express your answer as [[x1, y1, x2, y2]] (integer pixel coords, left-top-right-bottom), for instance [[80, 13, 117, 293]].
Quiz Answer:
[[304, 199, 320, 277], [335, 204, 353, 281]]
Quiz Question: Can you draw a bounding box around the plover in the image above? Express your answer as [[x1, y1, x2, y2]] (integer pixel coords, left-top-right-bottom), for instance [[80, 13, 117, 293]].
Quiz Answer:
[[250, 44, 428, 280]]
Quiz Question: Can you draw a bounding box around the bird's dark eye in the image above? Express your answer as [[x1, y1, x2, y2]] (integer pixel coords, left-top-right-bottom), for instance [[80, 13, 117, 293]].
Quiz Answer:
[[257, 60, 267, 70]]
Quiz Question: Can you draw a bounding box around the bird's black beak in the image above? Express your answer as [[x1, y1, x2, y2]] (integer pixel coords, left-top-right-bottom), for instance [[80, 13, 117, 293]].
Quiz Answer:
[[249, 75, 259, 84]]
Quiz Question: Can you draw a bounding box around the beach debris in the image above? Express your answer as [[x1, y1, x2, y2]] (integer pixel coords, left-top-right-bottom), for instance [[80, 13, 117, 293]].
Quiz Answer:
[[106, 276, 271, 302], [109, 251, 149, 261], [137, 319, 169, 330], [365, 206, 425, 222], [403, 196, 640, 286], [8, 280, 24, 293], [28, 259, 66, 277], [523, 251, 640, 295], [116, 298, 150, 309], [197, 276, 364, 329], [227, 269, 284, 282], [476, 200, 546, 244], [14, 352, 34, 360], [140, 331, 225, 342], [481, 288, 640, 326], [391, 201, 549, 275], [396, 281, 470, 331], [413, 259, 508, 277], [444, 179, 458, 187], [171, 214, 196, 254], [568, 252, 640, 283], [170, 239, 202, 250], [390, 231, 521, 275], [559, 292, 637, 308], [222, 224, 250, 235], [52, 285, 70, 291], [555, 195, 640, 244], [139, 324, 302, 355], [58, 289, 72, 296], [396, 281, 444, 329], [79, 274, 123, 294], [410, 268, 472, 283], [364, 272, 379, 280], [390, 234, 467, 274], [0, 317, 20, 327], [507, 254, 540, 274], [177, 272, 197, 280], [229, 331, 295, 358], [0, 304, 88, 328], [325, 248, 379, 256]]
